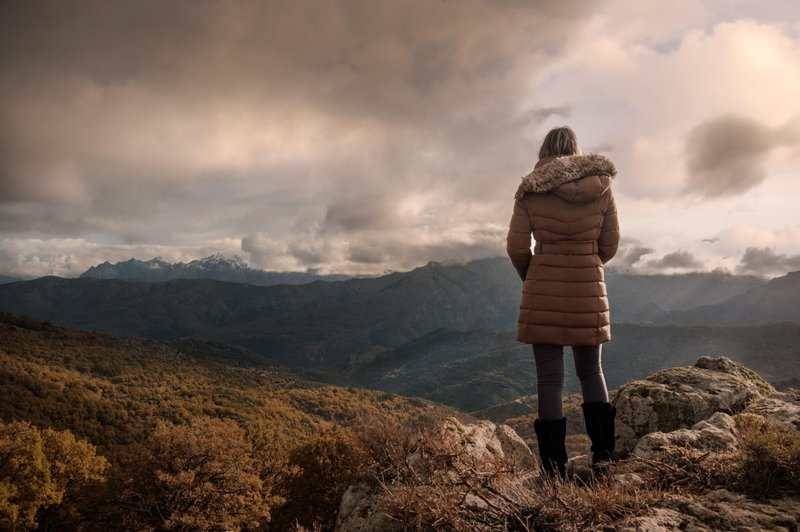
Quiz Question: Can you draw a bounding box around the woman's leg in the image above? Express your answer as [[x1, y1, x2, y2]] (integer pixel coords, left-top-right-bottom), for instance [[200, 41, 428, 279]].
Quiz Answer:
[[572, 345, 609, 403], [574, 344, 615, 469], [532, 343, 565, 420]]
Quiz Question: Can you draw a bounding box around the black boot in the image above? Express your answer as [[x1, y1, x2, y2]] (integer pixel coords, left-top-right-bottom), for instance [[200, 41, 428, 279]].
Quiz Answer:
[[533, 417, 568, 479], [581, 401, 616, 472]]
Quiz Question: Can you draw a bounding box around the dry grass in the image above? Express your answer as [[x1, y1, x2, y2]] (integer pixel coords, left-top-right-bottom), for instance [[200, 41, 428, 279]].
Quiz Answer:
[[732, 414, 800, 498], [624, 414, 800, 501], [534, 474, 660, 532], [337, 412, 800, 530], [362, 419, 661, 532], [625, 445, 733, 493]]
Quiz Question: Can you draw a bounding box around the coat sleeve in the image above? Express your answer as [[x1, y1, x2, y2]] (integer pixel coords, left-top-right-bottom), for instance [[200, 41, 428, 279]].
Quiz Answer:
[[598, 189, 620, 264], [506, 197, 533, 281]]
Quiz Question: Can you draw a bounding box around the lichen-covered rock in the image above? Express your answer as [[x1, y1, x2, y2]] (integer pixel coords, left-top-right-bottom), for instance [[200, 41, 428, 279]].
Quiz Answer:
[[632, 412, 740, 459], [613, 356, 773, 455], [437, 418, 536, 471], [618, 489, 800, 532], [660, 488, 800, 531], [742, 389, 800, 435]]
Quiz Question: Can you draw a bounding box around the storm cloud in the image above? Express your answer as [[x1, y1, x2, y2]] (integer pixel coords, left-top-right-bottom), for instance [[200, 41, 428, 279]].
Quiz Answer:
[[644, 250, 704, 271], [737, 247, 800, 276], [606, 240, 655, 272], [0, 0, 600, 275], [683, 114, 798, 198], [2, 2, 800, 277]]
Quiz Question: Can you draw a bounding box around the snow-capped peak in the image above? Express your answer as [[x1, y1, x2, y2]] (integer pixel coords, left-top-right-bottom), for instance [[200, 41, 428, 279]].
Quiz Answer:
[[190, 254, 251, 271]]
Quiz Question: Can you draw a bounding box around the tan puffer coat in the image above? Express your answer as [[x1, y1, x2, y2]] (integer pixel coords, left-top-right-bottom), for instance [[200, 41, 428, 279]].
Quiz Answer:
[[506, 153, 620, 346]]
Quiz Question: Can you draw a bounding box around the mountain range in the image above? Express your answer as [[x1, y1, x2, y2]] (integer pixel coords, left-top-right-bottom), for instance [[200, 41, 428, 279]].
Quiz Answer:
[[1, 256, 798, 412], [659, 270, 800, 325], [0, 259, 519, 366], [79, 253, 355, 285]]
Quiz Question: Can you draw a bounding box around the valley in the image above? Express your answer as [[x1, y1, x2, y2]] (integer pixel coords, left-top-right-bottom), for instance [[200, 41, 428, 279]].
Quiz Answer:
[[1, 257, 798, 415]]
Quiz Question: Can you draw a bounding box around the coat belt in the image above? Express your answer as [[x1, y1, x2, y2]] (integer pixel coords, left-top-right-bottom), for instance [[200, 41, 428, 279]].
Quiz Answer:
[[534, 241, 599, 255]]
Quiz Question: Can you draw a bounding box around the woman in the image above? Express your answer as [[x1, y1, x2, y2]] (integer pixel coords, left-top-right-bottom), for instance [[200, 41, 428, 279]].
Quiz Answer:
[[506, 126, 619, 479]]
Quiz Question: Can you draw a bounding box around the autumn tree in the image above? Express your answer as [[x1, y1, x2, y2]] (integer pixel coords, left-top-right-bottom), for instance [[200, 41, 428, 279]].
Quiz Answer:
[[0, 420, 108, 530], [117, 417, 278, 531], [271, 429, 369, 531]]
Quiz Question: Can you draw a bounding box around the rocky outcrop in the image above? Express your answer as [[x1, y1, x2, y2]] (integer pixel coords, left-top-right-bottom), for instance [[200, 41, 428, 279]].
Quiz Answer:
[[336, 418, 536, 532], [742, 389, 800, 435], [618, 489, 800, 531], [613, 356, 773, 455], [336, 357, 799, 532], [632, 411, 741, 459]]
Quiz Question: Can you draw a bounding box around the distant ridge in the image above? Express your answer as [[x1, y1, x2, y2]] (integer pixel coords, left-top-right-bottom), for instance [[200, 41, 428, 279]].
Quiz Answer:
[[662, 270, 800, 325], [1, 260, 799, 412], [0, 274, 20, 285], [0, 257, 787, 367], [79, 253, 355, 285], [604, 269, 765, 322]]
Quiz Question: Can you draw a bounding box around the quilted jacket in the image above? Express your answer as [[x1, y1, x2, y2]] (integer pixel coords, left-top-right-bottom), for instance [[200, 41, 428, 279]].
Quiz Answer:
[[506, 153, 620, 346]]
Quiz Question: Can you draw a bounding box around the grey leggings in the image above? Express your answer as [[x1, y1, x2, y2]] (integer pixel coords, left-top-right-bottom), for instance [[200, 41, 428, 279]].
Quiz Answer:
[[533, 343, 609, 420]]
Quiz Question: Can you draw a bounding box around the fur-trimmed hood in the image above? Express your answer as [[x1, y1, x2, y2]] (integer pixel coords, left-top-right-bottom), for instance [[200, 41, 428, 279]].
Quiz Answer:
[[515, 153, 616, 201]]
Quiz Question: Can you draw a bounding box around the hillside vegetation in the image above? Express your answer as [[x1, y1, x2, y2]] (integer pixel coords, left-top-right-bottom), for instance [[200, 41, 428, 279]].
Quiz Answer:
[[0, 312, 458, 530], [0, 312, 454, 450]]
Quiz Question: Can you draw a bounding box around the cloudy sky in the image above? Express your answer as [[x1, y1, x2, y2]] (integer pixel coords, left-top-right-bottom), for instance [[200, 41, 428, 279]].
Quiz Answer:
[[2, 0, 800, 278]]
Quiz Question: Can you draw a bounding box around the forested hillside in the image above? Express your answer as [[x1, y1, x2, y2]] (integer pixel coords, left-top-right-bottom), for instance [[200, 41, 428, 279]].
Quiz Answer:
[[0, 312, 457, 530]]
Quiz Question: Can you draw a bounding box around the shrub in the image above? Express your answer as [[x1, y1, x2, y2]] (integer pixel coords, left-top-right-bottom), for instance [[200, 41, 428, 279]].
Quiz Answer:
[[351, 414, 423, 483]]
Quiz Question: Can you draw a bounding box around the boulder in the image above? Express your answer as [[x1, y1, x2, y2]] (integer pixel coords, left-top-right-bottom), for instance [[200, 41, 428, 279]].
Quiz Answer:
[[741, 389, 800, 435], [613, 356, 773, 455], [632, 412, 740, 460], [618, 489, 800, 531], [659, 488, 800, 531], [438, 418, 537, 470]]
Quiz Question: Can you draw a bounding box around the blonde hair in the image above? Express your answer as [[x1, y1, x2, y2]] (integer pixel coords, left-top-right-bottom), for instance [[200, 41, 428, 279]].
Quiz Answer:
[[538, 126, 581, 159]]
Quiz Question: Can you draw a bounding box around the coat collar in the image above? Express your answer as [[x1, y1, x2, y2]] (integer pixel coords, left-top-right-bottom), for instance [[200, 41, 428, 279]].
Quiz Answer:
[[515, 153, 616, 199]]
